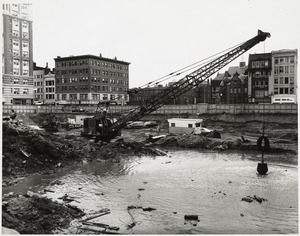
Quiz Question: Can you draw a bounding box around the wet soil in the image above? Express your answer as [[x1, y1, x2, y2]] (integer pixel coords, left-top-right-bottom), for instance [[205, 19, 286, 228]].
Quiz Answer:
[[2, 114, 298, 234]]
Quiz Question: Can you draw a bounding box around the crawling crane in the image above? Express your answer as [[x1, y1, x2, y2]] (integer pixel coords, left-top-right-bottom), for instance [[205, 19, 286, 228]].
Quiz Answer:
[[81, 30, 271, 142]]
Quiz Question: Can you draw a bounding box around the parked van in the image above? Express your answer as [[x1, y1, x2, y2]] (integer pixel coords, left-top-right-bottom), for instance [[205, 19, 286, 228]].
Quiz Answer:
[[271, 95, 296, 104]]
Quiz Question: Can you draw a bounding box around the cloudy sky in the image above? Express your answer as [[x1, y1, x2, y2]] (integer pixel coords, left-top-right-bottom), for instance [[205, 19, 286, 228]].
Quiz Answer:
[[28, 0, 300, 88]]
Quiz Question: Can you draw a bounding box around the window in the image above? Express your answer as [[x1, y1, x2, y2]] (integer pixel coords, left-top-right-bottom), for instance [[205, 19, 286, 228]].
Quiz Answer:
[[80, 94, 88, 100], [23, 79, 28, 84], [23, 88, 29, 94], [188, 124, 193, 128], [290, 57, 294, 64], [279, 66, 284, 74], [274, 87, 279, 94], [13, 30, 19, 37], [22, 41, 29, 48], [23, 60, 29, 66], [171, 123, 175, 127], [22, 32, 28, 38], [23, 70, 28, 75], [92, 94, 100, 100], [290, 66, 294, 74], [13, 69, 19, 75], [279, 77, 284, 84], [13, 88, 20, 94], [285, 77, 289, 84], [62, 94, 67, 100], [274, 58, 278, 64]]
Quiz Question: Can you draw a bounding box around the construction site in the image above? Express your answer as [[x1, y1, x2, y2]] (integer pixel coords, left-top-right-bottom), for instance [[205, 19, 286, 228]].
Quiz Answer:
[[2, 30, 298, 234]]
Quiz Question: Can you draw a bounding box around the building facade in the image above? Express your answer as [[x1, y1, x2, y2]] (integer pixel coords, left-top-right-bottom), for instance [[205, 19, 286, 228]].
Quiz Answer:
[[2, 3, 34, 104], [247, 53, 272, 103], [33, 62, 55, 104], [270, 49, 298, 102], [211, 62, 247, 104], [54, 55, 130, 104]]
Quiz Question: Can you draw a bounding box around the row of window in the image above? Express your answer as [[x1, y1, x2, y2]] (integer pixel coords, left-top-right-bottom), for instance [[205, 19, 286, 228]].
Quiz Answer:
[[274, 65, 294, 75], [12, 30, 29, 38], [13, 59, 29, 67], [56, 60, 128, 70], [61, 93, 125, 101], [274, 57, 295, 64], [57, 85, 126, 93], [251, 60, 269, 68], [11, 88, 29, 94], [57, 77, 128, 85], [274, 87, 294, 95], [274, 76, 294, 85], [11, 78, 29, 84], [56, 69, 128, 78], [12, 49, 29, 58], [12, 68, 29, 75], [12, 39, 29, 48]]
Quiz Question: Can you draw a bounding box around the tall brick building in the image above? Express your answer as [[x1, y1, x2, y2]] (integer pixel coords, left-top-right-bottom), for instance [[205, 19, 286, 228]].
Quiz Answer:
[[2, 3, 34, 104], [54, 55, 130, 104]]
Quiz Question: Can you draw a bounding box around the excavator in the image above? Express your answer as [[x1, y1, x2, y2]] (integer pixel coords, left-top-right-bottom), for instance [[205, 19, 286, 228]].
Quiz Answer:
[[81, 30, 271, 142]]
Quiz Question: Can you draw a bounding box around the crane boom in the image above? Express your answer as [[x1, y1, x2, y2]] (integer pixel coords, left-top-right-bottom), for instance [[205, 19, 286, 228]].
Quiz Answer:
[[109, 30, 270, 131]]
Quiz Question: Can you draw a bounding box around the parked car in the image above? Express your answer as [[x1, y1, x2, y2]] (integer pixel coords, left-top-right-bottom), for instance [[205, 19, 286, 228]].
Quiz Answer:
[[144, 121, 158, 128], [126, 121, 145, 129], [33, 101, 43, 105]]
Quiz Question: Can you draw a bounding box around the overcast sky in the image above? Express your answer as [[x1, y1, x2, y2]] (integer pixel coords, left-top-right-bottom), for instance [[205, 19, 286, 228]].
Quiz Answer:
[[28, 0, 300, 88]]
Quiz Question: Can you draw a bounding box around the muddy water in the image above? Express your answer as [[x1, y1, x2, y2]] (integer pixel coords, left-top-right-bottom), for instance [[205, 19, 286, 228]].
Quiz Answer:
[[3, 150, 298, 234]]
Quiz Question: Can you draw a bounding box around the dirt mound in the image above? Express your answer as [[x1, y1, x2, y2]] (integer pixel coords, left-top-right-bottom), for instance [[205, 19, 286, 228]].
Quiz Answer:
[[2, 122, 166, 184], [2, 194, 84, 234]]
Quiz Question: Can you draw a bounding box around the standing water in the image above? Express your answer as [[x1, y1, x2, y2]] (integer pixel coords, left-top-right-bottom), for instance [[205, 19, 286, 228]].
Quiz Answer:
[[3, 150, 298, 234]]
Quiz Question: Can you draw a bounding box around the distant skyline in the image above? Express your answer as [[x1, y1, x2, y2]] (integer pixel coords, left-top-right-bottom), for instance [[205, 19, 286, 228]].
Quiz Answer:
[[28, 0, 300, 88]]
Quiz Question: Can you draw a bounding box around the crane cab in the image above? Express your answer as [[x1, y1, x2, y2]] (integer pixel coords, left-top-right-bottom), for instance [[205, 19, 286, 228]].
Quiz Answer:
[[81, 117, 120, 142]]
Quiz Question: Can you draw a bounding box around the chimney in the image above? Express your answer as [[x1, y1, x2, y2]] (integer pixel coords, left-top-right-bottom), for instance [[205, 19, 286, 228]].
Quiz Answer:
[[46, 62, 48, 68]]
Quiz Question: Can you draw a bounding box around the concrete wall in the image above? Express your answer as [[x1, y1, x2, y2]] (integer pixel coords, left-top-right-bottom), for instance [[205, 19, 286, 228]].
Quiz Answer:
[[2, 103, 298, 115]]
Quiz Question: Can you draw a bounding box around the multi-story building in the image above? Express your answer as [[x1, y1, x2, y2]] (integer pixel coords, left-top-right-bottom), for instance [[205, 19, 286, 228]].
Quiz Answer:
[[54, 55, 130, 104], [128, 83, 201, 106], [247, 53, 272, 103], [211, 62, 247, 104], [33, 62, 55, 104], [270, 49, 298, 102], [2, 3, 34, 104]]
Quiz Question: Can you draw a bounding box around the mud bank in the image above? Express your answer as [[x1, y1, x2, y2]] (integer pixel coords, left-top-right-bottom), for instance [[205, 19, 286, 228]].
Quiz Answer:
[[2, 117, 297, 234]]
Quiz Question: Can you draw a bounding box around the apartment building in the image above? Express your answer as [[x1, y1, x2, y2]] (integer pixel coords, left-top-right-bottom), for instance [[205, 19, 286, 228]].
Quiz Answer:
[[33, 62, 55, 104], [54, 55, 130, 104], [2, 3, 34, 104], [270, 49, 298, 103], [247, 53, 272, 103]]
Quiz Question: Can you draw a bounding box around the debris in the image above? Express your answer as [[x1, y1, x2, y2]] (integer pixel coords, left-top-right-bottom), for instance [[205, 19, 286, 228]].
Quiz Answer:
[[79, 208, 110, 222], [184, 215, 199, 221], [142, 207, 156, 211], [127, 205, 142, 210], [240, 214, 244, 217], [82, 222, 120, 231], [241, 195, 267, 204], [138, 188, 145, 191], [43, 189, 54, 193], [58, 194, 80, 203]]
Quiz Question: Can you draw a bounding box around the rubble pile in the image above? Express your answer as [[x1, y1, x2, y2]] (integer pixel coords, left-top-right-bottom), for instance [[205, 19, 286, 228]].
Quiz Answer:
[[2, 122, 166, 182], [2, 122, 83, 178], [2, 194, 85, 234], [153, 134, 241, 151]]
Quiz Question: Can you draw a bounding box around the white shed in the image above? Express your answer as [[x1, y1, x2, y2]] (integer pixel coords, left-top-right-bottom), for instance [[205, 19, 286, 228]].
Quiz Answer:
[[167, 118, 203, 134]]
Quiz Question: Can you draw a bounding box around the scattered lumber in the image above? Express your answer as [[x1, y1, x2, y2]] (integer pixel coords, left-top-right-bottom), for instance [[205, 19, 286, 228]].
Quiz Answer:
[[79, 208, 111, 222]]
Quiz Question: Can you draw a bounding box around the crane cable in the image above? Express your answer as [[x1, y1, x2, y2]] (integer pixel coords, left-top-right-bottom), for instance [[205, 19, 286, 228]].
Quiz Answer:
[[136, 40, 246, 89]]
